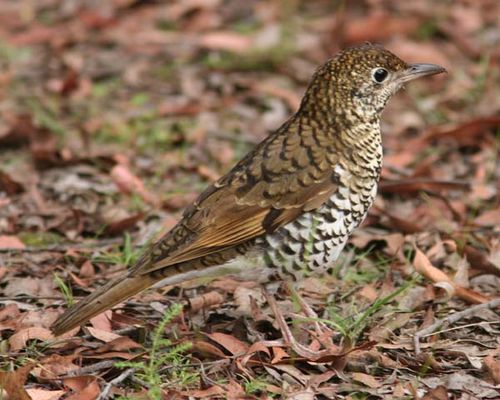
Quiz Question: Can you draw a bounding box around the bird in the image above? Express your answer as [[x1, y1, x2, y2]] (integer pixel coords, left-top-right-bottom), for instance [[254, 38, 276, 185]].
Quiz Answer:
[[51, 44, 445, 352]]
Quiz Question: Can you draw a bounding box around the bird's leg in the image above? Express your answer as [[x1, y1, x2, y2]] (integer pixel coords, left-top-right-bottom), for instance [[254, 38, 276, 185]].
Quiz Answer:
[[285, 282, 331, 336], [263, 288, 336, 361]]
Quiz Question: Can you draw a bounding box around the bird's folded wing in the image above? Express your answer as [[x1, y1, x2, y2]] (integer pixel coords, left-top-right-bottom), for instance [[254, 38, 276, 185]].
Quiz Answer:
[[135, 174, 336, 274], [133, 124, 339, 274]]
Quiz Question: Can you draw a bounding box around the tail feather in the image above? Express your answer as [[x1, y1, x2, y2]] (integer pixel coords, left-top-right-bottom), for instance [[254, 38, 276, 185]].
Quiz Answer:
[[51, 274, 156, 336]]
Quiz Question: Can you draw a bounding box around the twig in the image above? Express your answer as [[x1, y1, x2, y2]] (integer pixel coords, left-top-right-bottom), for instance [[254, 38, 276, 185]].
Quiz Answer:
[[97, 368, 135, 400], [67, 360, 117, 376], [413, 298, 500, 354], [0, 238, 124, 253]]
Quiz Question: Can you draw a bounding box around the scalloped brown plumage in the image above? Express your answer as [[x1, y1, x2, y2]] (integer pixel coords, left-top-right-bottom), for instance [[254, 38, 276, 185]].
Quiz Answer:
[[51, 44, 445, 335]]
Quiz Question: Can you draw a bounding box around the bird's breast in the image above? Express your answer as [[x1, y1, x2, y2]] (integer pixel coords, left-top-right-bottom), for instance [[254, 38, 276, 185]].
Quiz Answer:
[[258, 160, 380, 280]]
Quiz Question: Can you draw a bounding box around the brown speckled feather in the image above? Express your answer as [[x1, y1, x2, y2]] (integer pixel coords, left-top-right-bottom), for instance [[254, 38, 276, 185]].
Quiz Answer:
[[136, 116, 339, 273], [51, 44, 445, 335]]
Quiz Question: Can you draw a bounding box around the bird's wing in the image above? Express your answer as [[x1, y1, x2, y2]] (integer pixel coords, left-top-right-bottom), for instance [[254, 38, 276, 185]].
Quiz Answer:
[[134, 119, 339, 274]]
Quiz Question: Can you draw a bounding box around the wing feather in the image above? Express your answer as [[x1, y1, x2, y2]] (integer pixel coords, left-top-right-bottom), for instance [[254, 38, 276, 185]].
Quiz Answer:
[[134, 117, 339, 275]]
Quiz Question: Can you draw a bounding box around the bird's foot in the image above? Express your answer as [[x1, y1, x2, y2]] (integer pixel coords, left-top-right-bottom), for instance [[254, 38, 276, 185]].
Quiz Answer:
[[263, 288, 339, 362], [287, 283, 331, 338]]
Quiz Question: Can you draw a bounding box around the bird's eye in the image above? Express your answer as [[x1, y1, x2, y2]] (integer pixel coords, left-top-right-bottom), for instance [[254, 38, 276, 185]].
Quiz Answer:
[[372, 68, 389, 83]]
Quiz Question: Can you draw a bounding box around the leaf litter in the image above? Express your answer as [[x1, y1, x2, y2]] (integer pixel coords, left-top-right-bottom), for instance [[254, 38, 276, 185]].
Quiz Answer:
[[0, 0, 498, 399]]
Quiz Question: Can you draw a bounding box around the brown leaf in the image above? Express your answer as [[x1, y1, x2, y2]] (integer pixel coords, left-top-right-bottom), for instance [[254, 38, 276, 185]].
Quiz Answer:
[[0, 113, 33, 148], [413, 247, 489, 304], [25, 389, 65, 400], [474, 208, 500, 227], [33, 354, 79, 379], [0, 304, 21, 324], [0, 235, 25, 250], [29, 127, 63, 169], [4, 276, 58, 298], [192, 340, 227, 359], [0, 364, 33, 400], [86, 327, 122, 343], [358, 284, 378, 302], [9, 327, 55, 351], [239, 340, 274, 368], [64, 375, 100, 400], [422, 385, 448, 400], [8, 24, 66, 46], [198, 31, 252, 53], [188, 291, 225, 313], [0, 170, 24, 195], [484, 348, 500, 384], [205, 332, 249, 356], [79, 260, 96, 280], [110, 164, 157, 205], [375, 207, 423, 234], [462, 245, 500, 278], [103, 212, 144, 236], [89, 310, 113, 332], [197, 165, 220, 182], [379, 179, 469, 194], [271, 346, 289, 364], [92, 336, 142, 354], [423, 116, 500, 146], [352, 372, 381, 388], [63, 376, 98, 392]]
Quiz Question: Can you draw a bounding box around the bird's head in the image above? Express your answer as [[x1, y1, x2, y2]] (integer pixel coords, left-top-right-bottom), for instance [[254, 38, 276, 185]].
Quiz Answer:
[[303, 44, 446, 119]]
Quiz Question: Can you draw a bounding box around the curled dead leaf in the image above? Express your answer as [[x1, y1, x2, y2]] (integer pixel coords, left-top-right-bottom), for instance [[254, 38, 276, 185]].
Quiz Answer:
[[413, 247, 489, 304]]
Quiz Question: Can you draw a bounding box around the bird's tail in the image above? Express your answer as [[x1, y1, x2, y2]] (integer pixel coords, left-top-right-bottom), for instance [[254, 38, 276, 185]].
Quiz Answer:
[[51, 273, 157, 336]]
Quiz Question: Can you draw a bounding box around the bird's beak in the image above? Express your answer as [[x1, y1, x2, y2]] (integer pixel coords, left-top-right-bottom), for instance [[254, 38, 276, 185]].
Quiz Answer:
[[397, 63, 447, 83]]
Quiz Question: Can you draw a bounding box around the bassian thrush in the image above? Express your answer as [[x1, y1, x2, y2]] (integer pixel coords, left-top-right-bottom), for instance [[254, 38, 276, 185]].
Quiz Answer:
[[51, 45, 445, 345]]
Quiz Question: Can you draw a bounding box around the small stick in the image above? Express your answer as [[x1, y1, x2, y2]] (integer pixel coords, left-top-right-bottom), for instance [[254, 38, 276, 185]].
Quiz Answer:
[[67, 360, 117, 377], [413, 298, 500, 354], [97, 368, 135, 400]]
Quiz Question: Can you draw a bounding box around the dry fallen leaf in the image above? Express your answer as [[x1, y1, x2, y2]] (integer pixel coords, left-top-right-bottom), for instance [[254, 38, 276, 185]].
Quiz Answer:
[[25, 389, 65, 400], [351, 372, 381, 389], [484, 348, 500, 384], [198, 31, 252, 53], [205, 332, 249, 357], [110, 164, 158, 206], [188, 290, 225, 313], [0, 235, 25, 250], [422, 385, 448, 400], [9, 327, 55, 351], [0, 364, 33, 400], [413, 247, 489, 304], [474, 207, 500, 227], [86, 326, 122, 343], [64, 375, 101, 400], [89, 309, 113, 332]]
